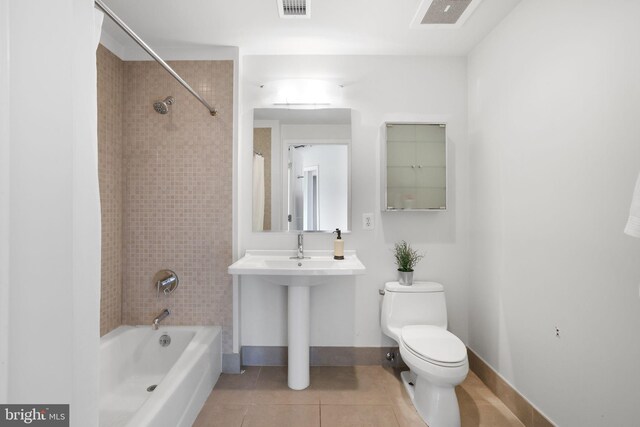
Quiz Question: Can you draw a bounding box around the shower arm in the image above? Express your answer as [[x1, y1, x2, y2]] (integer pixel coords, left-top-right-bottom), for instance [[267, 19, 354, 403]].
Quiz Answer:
[[94, 0, 218, 117]]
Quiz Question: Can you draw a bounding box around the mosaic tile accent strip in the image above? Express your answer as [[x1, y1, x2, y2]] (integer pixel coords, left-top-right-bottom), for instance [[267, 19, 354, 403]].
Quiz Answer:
[[97, 44, 124, 336]]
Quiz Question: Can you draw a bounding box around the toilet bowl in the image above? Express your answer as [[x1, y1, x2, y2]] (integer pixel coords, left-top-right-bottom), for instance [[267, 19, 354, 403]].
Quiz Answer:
[[381, 282, 468, 427]]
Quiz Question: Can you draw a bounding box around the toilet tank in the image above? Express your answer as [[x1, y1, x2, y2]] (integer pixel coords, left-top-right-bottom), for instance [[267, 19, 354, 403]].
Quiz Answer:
[[381, 281, 448, 341]]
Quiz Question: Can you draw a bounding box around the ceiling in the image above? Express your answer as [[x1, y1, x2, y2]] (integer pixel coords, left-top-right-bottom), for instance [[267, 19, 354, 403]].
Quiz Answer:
[[100, 0, 521, 56]]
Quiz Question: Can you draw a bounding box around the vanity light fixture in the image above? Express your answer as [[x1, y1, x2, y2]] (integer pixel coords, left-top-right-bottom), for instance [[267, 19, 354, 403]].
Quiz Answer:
[[260, 79, 342, 108]]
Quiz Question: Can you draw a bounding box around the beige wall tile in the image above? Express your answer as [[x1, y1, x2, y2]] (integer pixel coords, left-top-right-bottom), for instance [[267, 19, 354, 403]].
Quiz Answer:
[[97, 47, 234, 351], [97, 44, 124, 336], [120, 60, 234, 352]]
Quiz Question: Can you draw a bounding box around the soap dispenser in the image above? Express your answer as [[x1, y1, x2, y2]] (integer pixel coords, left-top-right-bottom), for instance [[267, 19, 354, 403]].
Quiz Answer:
[[333, 228, 344, 260]]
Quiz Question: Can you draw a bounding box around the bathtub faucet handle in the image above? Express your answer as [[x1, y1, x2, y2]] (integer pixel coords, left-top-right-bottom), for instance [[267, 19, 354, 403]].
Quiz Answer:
[[154, 270, 179, 298]]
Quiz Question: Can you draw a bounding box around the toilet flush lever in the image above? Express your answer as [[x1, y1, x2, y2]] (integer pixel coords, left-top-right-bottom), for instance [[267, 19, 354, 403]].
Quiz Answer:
[[379, 289, 385, 295]]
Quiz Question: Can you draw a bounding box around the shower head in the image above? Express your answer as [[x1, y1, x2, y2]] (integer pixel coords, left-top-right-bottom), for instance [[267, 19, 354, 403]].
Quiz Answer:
[[153, 96, 174, 114]]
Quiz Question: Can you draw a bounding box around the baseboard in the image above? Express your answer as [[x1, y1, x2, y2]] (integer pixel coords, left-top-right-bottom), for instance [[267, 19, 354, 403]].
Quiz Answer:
[[241, 346, 405, 367], [467, 348, 555, 427], [222, 352, 241, 374]]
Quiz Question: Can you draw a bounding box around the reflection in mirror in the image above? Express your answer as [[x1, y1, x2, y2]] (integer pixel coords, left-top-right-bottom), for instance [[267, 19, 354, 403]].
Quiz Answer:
[[253, 108, 351, 232]]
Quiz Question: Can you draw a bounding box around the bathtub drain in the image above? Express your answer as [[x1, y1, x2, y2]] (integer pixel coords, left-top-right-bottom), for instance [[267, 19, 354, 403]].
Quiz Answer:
[[147, 385, 157, 392], [159, 334, 171, 347]]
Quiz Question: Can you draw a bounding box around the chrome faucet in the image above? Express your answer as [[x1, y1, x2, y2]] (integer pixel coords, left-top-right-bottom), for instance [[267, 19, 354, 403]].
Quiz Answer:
[[297, 233, 304, 259], [153, 308, 170, 330], [291, 232, 305, 259]]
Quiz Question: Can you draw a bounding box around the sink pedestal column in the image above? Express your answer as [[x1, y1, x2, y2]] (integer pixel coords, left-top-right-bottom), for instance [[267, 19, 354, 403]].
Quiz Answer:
[[288, 282, 310, 390]]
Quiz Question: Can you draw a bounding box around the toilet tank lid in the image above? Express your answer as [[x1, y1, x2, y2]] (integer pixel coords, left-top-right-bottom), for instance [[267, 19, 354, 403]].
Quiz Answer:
[[384, 281, 443, 293]]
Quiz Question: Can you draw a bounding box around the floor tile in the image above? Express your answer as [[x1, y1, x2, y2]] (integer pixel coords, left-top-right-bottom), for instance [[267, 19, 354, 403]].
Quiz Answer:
[[321, 404, 400, 427], [242, 404, 320, 427], [252, 366, 321, 404], [192, 404, 247, 427], [203, 367, 260, 405], [392, 402, 427, 427], [311, 366, 391, 405], [194, 365, 529, 427], [379, 366, 415, 406], [216, 366, 261, 390]]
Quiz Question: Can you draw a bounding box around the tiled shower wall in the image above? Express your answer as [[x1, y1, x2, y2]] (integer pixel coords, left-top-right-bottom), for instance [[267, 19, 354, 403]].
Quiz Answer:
[[96, 45, 234, 352], [97, 45, 123, 336], [121, 60, 234, 352]]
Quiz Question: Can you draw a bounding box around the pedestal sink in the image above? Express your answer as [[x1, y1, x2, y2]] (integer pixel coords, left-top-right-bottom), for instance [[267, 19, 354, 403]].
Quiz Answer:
[[228, 250, 366, 390]]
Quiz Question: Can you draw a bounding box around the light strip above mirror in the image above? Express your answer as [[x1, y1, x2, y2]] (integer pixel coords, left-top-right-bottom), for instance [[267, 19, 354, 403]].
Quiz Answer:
[[260, 79, 343, 107]]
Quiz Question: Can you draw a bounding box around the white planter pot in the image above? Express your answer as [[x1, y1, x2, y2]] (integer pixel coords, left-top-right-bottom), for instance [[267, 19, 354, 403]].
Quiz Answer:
[[398, 270, 414, 286]]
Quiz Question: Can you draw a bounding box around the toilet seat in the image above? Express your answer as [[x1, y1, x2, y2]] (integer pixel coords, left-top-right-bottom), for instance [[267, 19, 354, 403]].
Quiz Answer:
[[401, 325, 467, 368]]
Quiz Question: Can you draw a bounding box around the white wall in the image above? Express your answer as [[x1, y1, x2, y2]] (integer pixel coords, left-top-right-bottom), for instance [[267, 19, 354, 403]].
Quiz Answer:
[[0, 0, 10, 404], [1, 1, 101, 425], [467, 0, 640, 424], [239, 56, 469, 347]]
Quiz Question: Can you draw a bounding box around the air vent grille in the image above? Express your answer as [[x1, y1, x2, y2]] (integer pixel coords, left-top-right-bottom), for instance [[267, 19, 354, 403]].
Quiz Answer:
[[278, 0, 310, 18], [411, 0, 481, 28], [422, 0, 471, 24]]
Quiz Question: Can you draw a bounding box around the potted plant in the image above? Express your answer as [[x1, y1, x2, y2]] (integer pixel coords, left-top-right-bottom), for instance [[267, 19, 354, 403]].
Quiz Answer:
[[393, 240, 424, 285]]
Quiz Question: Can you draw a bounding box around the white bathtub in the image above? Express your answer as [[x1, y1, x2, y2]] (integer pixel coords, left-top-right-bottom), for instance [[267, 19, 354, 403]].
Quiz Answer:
[[99, 325, 221, 427]]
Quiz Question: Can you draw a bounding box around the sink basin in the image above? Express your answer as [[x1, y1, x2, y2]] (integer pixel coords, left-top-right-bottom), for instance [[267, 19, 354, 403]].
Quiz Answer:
[[228, 250, 365, 276], [229, 249, 366, 391]]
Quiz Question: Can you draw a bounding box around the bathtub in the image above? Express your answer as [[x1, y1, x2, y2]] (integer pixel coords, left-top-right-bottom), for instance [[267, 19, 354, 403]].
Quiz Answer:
[[99, 325, 221, 427]]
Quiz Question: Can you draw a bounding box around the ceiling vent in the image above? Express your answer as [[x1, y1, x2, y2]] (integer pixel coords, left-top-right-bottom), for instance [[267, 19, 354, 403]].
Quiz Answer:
[[411, 0, 482, 29], [277, 0, 310, 19]]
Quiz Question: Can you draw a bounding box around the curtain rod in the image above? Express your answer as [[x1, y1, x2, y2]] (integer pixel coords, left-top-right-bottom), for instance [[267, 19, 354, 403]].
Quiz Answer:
[[94, 0, 217, 117]]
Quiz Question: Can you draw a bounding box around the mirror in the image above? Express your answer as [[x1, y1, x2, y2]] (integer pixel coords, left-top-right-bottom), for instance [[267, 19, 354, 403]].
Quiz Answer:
[[382, 123, 447, 211], [253, 108, 351, 232]]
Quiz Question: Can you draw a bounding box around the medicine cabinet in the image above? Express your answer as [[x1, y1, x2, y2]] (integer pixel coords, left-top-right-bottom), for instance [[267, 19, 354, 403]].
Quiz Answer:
[[381, 123, 447, 211]]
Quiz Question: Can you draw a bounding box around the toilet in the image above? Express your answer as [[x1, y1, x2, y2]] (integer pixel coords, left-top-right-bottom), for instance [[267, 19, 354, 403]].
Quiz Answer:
[[381, 281, 468, 427]]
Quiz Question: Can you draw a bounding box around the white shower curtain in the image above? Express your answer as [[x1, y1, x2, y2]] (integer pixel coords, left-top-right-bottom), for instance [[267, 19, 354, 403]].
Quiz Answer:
[[253, 154, 265, 231]]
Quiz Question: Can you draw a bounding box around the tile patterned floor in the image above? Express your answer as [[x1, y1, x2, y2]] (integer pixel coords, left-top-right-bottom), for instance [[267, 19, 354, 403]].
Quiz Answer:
[[194, 366, 525, 427]]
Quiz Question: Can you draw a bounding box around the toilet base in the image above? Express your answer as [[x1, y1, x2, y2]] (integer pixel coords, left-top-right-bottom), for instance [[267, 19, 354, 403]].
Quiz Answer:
[[400, 370, 461, 427]]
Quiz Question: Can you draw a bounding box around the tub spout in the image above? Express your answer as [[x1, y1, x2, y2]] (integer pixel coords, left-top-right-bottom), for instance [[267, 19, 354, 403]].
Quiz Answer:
[[153, 309, 170, 330]]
